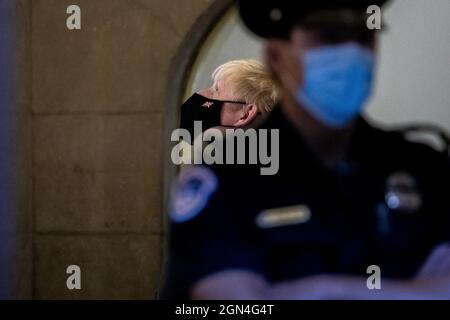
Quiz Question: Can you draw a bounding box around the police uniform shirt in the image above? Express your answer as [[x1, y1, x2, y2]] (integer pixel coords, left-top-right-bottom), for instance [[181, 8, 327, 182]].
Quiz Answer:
[[162, 106, 450, 299]]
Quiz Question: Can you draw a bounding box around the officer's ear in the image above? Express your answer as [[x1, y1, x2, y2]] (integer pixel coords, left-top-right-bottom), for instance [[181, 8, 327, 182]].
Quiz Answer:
[[232, 103, 259, 127], [264, 39, 301, 95], [265, 39, 285, 83]]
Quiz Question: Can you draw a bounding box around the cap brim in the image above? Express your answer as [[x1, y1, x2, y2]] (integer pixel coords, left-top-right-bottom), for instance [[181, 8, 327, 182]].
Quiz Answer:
[[238, 0, 391, 38]]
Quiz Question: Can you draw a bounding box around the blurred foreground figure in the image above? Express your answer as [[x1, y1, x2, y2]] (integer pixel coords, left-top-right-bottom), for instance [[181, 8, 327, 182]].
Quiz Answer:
[[162, 0, 450, 300]]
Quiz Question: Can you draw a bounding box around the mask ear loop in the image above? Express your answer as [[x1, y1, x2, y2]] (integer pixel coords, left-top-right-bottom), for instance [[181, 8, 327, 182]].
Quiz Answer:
[[228, 101, 264, 117], [204, 97, 254, 110], [219, 99, 248, 105], [193, 94, 247, 107], [220, 101, 265, 130], [202, 95, 262, 114], [220, 100, 262, 116]]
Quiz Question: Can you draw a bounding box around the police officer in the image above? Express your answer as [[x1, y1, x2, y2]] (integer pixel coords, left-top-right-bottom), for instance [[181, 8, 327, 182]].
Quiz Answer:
[[162, 0, 450, 299]]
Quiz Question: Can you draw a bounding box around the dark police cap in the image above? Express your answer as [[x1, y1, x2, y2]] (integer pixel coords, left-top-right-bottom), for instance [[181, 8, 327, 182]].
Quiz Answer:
[[239, 0, 391, 38]]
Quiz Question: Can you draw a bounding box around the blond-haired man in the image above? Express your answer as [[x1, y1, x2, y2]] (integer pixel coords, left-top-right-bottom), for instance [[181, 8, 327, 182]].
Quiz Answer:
[[180, 59, 280, 138]]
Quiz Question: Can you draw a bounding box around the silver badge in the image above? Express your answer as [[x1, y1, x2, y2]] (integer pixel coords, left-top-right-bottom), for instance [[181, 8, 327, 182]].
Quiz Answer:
[[385, 172, 422, 214], [256, 205, 311, 229]]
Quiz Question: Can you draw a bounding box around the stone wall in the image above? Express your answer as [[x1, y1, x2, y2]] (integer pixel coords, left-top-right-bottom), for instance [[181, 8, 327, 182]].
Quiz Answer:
[[9, 0, 212, 299]]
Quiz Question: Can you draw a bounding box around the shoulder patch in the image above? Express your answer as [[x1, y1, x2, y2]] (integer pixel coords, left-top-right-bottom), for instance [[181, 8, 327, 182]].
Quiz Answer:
[[169, 166, 219, 223]]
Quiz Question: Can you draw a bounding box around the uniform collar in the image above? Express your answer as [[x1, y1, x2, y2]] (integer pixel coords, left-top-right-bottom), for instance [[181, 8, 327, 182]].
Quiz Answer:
[[264, 105, 390, 175]]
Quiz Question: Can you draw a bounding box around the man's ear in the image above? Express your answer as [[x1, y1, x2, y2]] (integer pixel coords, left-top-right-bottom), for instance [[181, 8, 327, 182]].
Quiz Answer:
[[233, 104, 259, 127]]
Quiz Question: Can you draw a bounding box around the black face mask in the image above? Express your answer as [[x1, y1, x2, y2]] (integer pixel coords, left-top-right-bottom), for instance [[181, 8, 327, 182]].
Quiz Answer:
[[179, 93, 247, 140]]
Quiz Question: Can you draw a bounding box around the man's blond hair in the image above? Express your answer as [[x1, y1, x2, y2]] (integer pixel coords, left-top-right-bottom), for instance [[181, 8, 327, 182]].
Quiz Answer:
[[211, 59, 280, 114]]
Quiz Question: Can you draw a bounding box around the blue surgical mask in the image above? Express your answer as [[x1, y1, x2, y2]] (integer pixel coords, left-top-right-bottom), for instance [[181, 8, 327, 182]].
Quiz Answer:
[[297, 42, 375, 128]]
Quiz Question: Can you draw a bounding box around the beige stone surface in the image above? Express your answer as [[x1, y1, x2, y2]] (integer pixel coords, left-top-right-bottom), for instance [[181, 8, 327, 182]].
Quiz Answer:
[[7, 0, 213, 299], [34, 235, 162, 299], [136, 0, 211, 37], [34, 114, 163, 233], [32, 0, 184, 113]]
